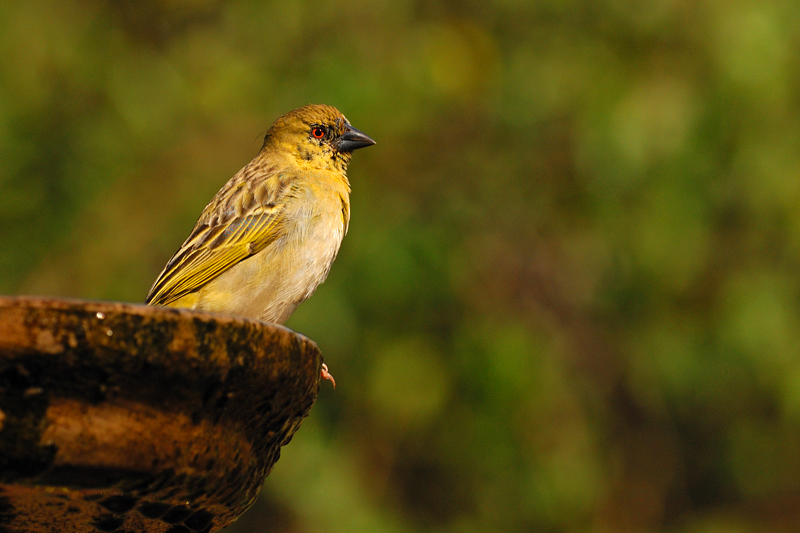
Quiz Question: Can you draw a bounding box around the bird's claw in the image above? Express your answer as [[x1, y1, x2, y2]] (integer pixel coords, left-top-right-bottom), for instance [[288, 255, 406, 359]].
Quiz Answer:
[[321, 363, 336, 389]]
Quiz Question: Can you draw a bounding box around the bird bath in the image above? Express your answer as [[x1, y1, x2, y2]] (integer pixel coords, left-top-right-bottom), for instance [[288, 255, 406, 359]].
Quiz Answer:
[[0, 296, 322, 532]]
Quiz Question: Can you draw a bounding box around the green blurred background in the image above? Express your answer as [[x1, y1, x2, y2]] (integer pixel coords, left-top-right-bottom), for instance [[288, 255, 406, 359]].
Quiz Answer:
[[2, 0, 800, 531]]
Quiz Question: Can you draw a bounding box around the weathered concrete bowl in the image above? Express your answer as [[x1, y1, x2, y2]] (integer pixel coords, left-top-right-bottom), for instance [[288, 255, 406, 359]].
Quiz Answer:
[[0, 296, 322, 533]]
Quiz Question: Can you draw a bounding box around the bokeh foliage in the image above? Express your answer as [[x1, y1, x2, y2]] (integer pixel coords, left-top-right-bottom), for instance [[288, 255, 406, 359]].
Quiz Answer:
[[2, 0, 800, 531]]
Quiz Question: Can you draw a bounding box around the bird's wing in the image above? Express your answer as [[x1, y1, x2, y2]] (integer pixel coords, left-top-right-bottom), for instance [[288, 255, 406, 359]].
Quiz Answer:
[[146, 172, 290, 307]]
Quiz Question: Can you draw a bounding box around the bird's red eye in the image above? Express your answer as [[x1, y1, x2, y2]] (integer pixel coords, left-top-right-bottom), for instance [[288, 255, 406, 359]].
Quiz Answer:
[[311, 127, 326, 139]]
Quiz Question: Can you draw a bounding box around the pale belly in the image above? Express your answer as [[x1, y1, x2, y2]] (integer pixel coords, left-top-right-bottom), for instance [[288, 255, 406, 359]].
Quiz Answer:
[[184, 195, 346, 324]]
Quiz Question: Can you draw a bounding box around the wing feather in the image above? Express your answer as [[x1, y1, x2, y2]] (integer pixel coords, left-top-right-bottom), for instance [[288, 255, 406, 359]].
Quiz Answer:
[[146, 172, 289, 306]]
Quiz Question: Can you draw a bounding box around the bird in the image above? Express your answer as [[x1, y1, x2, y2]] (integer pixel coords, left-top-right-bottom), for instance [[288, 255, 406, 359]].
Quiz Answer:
[[145, 104, 375, 387]]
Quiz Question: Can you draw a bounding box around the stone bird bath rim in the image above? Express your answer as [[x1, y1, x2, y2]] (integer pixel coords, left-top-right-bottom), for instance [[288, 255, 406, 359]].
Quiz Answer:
[[0, 295, 323, 533]]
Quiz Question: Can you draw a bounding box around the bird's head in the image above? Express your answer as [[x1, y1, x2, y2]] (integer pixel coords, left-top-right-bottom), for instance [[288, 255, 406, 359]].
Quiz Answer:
[[262, 104, 375, 172]]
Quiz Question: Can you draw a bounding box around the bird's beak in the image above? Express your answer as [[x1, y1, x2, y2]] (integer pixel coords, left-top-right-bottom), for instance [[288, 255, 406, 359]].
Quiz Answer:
[[337, 125, 376, 152]]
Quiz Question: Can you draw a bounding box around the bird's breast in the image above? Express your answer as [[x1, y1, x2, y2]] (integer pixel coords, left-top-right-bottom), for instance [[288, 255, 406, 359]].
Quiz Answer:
[[199, 177, 350, 324]]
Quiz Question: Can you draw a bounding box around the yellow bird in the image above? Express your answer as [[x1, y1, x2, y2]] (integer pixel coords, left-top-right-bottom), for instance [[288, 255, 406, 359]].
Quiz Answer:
[[146, 104, 375, 385]]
